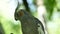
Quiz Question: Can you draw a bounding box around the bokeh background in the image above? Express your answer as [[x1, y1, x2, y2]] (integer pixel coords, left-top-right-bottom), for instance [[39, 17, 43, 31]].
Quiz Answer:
[[0, 0, 60, 34]]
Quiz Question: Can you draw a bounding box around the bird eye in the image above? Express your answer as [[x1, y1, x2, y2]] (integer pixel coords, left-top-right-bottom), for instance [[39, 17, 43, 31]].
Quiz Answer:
[[18, 11, 24, 16]]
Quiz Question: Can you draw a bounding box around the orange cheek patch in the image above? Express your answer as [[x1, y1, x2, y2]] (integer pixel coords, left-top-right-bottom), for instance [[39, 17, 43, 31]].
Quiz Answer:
[[19, 11, 24, 16]]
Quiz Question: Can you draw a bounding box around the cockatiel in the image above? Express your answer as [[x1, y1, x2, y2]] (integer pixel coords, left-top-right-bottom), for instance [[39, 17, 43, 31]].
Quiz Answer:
[[14, 9, 45, 34]]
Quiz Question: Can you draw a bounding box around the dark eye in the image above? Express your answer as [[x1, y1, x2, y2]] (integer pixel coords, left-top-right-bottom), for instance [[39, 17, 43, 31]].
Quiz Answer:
[[18, 11, 24, 16]]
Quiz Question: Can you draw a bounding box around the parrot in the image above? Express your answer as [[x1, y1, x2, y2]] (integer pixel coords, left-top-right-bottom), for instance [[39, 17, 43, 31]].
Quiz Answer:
[[14, 9, 45, 34]]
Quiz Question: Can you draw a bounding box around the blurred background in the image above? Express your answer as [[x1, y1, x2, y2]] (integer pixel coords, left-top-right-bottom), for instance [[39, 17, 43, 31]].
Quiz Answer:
[[0, 0, 60, 34]]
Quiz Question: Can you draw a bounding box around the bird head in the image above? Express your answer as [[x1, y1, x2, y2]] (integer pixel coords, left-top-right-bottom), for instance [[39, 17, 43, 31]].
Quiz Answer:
[[14, 9, 29, 21]]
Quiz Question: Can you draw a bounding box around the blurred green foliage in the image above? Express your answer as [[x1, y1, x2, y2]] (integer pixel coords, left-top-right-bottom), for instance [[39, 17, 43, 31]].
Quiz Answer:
[[0, 16, 22, 34], [44, 0, 56, 20], [0, 0, 60, 34]]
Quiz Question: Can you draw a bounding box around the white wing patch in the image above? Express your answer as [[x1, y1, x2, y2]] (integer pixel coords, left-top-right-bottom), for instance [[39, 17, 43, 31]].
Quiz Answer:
[[38, 24, 44, 34]]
